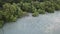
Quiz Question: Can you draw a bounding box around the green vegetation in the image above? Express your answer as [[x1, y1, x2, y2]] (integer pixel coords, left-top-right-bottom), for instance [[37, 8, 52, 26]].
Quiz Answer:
[[38, 9, 45, 14], [0, 0, 60, 27], [32, 12, 39, 17], [0, 20, 4, 28]]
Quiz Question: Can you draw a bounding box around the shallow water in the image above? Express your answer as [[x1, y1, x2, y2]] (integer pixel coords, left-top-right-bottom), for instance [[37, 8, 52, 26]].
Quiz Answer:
[[0, 11, 60, 34]]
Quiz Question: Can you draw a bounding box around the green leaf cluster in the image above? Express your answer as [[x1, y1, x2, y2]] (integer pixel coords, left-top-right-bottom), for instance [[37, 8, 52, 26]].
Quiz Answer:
[[0, 0, 60, 27]]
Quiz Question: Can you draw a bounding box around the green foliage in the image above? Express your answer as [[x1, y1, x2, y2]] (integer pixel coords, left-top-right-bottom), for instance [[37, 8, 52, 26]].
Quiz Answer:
[[44, 1, 55, 13], [54, 4, 60, 10], [9, 15, 17, 22], [0, 20, 4, 28], [0, 0, 60, 28], [21, 3, 31, 12], [32, 6, 37, 13], [39, 2, 45, 10], [32, 1, 40, 9], [17, 7, 23, 18], [32, 12, 39, 17], [2, 3, 17, 22], [38, 9, 45, 14], [0, 3, 28, 27], [46, 7, 55, 13]]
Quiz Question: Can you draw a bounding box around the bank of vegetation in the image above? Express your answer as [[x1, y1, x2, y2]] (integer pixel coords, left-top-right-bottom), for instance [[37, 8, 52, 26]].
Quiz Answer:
[[0, 0, 60, 28]]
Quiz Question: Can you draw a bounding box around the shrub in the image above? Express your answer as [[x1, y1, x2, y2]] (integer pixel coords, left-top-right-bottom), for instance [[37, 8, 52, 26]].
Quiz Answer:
[[21, 3, 31, 12], [32, 1, 40, 9], [54, 4, 60, 10], [39, 2, 45, 10], [38, 9, 45, 14], [32, 12, 39, 17], [0, 20, 4, 28], [45, 7, 55, 13], [9, 15, 17, 22], [17, 7, 24, 18], [32, 6, 37, 13]]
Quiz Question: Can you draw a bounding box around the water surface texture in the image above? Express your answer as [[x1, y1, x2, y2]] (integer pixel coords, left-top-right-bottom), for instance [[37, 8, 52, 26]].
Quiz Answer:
[[0, 11, 60, 34]]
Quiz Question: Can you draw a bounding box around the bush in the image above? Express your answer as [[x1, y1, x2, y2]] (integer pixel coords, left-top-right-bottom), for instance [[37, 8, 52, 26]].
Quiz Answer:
[[1, 0, 60, 28], [9, 15, 17, 22], [39, 2, 45, 10], [45, 7, 55, 13], [21, 3, 31, 12], [38, 9, 45, 14], [32, 1, 40, 9], [17, 7, 24, 18], [54, 4, 60, 10], [32, 12, 39, 17], [0, 20, 4, 28], [32, 6, 37, 13]]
